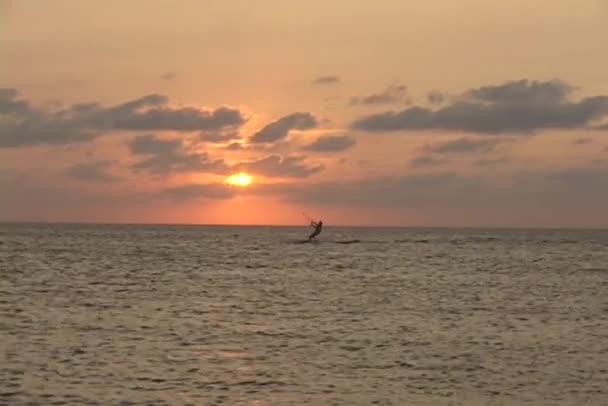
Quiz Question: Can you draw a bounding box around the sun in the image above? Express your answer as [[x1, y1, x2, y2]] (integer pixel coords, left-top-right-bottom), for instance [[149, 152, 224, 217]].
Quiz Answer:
[[226, 172, 253, 186]]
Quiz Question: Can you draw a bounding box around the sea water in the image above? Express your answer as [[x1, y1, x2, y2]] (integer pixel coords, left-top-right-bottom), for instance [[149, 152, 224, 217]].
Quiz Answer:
[[1, 223, 607, 405]]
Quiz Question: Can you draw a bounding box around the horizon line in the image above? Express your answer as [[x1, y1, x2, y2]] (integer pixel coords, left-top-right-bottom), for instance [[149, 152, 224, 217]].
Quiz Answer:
[[1, 220, 607, 231]]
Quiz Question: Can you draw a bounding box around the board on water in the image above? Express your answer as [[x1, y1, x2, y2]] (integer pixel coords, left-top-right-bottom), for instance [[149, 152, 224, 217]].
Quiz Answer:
[[335, 239, 361, 244], [289, 238, 360, 245], [297, 239, 320, 244]]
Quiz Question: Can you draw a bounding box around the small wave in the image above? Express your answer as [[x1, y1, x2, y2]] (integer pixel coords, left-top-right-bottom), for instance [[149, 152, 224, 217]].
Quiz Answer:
[[579, 268, 607, 273]]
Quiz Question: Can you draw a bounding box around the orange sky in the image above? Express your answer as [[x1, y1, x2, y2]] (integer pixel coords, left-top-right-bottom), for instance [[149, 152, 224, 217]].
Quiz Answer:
[[1, 0, 608, 227]]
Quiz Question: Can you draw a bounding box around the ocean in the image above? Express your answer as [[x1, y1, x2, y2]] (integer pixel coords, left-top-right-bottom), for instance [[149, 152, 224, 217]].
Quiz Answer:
[[1, 223, 607, 405]]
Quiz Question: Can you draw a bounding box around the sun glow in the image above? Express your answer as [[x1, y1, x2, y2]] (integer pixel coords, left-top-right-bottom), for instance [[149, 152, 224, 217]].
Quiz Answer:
[[226, 172, 253, 186]]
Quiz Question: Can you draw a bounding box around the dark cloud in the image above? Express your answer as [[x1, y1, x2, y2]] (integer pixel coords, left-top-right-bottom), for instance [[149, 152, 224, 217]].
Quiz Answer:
[[249, 112, 318, 144], [350, 85, 407, 106], [464, 79, 573, 105], [234, 154, 323, 178], [0, 88, 31, 114], [351, 79, 608, 134], [90, 98, 246, 132], [158, 183, 235, 201], [129, 134, 229, 175], [424, 137, 505, 154], [302, 135, 356, 152], [427, 91, 445, 105], [410, 156, 448, 167], [0, 119, 98, 147], [0, 88, 247, 148], [65, 160, 116, 182], [312, 76, 340, 85], [129, 133, 181, 155]]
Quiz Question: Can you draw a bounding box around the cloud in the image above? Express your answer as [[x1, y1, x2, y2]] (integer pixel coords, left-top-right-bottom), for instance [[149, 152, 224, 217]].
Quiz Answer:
[[0, 88, 248, 148], [350, 85, 407, 105], [424, 137, 506, 154], [234, 154, 323, 178], [199, 131, 240, 143], [129, 133, 181, 155], [410, 155, 448, 167], [473, 156, 509, 166], [312, 75, 340, 85], [427, 91, 445, 105], [65, 160, 116, 182], [0, 88, 31, 114], [250, 167, 608, 214], [224, 141, 244, 150], [129, 134, 229, 175], [573, 138, 593, 145], [90, 96, 246, 132], [249, 112, 318, 143], [464, 79, 573, 105], [158, 183, 235, 201], [302, 135, 356, 152], [127, 134, 323, 178], [351, 79, 608, 134], [160, 72, 176, 81]]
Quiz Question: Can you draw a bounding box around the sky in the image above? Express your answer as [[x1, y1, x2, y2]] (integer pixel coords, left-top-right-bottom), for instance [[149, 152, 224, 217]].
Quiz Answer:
[[1, 0, 608, 227]]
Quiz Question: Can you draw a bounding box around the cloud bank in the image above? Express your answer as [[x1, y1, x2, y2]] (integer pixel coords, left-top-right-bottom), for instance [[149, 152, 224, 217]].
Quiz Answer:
[[0, 89, 247, 148], [351, 79, 608, 134]]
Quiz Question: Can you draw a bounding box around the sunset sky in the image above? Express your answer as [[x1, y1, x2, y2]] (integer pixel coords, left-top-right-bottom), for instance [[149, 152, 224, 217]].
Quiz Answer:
[[2, 0, 608, 227]]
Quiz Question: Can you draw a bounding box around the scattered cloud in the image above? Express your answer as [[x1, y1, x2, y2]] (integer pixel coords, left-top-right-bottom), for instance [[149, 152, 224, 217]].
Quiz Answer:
[[127, 134, 323, 178], [312, 75, 340, 85], [234, 154, 324, 178], [199, 131, 240, 143], [224, 141, 244, 151], [0, 88, 248, 148], [424, 137, 506, 154], [350, 84, 407, 106], [249, 112, 318, 144], [129, 134, 229, 175], [65, 160, 117, 182], [302, 135, 356, 152], [160, 71, 176, 81], [351, 79, 608, 134]]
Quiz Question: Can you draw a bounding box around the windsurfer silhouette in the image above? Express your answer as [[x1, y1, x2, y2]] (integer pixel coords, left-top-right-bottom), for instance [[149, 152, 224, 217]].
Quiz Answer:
[[308, 220, 323, 241]]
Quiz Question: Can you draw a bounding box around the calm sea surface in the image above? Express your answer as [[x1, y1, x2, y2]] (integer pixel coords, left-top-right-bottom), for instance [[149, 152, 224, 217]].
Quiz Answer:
[[1, 223, 607, 405]]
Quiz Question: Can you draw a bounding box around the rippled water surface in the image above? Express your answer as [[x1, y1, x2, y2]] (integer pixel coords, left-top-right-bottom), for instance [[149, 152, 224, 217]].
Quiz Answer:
[[1, 223, 608, 405]]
